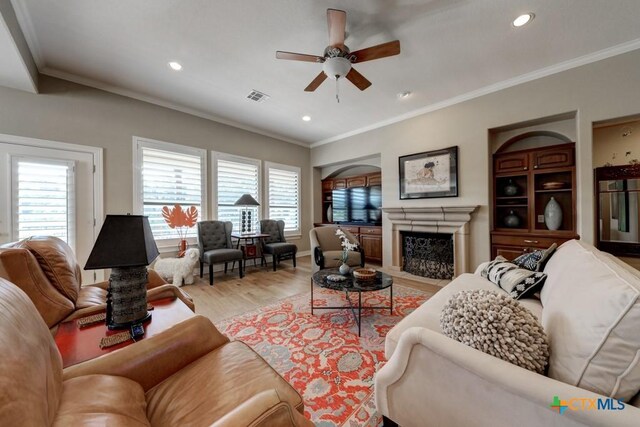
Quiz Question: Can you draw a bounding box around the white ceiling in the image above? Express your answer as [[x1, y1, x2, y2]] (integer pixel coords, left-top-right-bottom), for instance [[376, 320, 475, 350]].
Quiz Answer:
[[7, 0, 640, 146]]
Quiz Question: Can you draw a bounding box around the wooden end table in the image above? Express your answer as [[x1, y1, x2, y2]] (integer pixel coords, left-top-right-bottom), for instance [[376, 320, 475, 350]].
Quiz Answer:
[[55, 297, 194, 368], [231, 232, 270, 269], [311, 268, 393, 336]]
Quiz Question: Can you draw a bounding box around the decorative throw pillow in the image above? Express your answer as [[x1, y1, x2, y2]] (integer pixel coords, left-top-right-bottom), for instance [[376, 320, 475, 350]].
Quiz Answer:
[[482, 256, 547, 299], [440, 289, 549, 374], [512, 243, 557, 272]]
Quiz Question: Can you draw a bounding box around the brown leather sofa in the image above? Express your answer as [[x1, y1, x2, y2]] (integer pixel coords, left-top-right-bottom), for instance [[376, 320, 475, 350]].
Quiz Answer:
[[0, 236, 194, 331], [0, 277, 313, 426]]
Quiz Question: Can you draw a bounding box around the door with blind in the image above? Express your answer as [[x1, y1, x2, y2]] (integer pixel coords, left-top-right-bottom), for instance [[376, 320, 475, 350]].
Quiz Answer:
[[0, 141, 98, 282]]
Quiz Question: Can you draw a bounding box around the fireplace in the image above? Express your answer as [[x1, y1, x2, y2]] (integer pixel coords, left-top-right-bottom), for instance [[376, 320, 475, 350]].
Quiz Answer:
[[402, 232, 454, 279], [382, 206, 478, 279]]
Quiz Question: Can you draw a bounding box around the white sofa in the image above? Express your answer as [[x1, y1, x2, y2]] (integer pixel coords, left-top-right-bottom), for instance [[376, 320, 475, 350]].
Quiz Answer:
[[375, 240, 640, 426]]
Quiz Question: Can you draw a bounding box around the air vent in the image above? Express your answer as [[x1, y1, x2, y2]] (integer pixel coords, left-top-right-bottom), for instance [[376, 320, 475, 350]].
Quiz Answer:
[[246, 90, 270, 103]]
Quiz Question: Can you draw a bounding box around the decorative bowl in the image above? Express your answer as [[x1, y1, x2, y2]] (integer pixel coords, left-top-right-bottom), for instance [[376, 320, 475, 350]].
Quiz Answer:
[[542, 181, 567, 190], [353, 268, 377, 281]]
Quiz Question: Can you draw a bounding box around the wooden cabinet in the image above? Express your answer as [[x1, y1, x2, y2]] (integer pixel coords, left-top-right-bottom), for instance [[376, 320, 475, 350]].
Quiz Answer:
[[322, 179, 334, 191], [346, 176, 367, 188], [532, 146, 574, 170], [491, 143, 578, 258], [494, 152, 529, 174], [333, 179, 346, 189], [367, 174, 382, 186]]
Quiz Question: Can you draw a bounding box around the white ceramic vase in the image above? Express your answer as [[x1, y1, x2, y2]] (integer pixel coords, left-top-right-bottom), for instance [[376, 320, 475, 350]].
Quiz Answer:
[[339, 263, 350, 275], [544, 197, 563, 231], [327, 205, 333, 223]]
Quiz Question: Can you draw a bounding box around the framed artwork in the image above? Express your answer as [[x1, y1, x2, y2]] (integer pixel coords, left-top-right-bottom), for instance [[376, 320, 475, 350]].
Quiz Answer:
[[399, 146, 458, 199]]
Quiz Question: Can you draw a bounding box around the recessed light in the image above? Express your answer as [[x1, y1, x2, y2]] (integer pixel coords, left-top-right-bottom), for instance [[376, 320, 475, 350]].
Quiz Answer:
[[397, 91, 412, 100], [302, 115, 311, 122], [512, 13, 534, 27], [168, 61, 183, 71]]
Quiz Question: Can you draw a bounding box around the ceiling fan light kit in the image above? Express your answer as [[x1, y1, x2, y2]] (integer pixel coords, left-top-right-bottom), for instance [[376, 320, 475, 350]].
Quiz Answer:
[[323, 57, 351, 80], [276, 8, 401, 102]]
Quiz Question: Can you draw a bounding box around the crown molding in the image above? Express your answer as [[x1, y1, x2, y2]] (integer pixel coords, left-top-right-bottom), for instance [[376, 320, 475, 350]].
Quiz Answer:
[[40, 67, 310, 148], [310, 38, 640, 149]]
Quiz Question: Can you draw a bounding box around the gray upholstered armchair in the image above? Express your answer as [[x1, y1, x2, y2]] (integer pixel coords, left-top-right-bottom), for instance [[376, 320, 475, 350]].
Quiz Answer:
[[259, 220, 297, 271], [197, 221, 244, 286], [309, 227, 364, 273]]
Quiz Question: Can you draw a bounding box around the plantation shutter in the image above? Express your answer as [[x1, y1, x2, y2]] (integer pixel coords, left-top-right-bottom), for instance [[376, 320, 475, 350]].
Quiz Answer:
[[267, 166, 300, 233], [216, 158, 259, 233], [11, 157, 76, 248], [141, 147, 202, 239]]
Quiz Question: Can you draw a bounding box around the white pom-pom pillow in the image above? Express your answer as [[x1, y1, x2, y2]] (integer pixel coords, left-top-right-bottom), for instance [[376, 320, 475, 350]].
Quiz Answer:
[[441, 289, 549, 374]]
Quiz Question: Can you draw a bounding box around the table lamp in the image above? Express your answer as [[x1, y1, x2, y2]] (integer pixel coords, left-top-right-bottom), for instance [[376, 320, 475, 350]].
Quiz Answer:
[[234, 194, 260, 234], [84, 214, 159, 330]]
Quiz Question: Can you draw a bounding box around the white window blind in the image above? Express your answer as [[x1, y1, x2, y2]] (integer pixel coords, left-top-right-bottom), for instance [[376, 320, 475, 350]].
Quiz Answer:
[[216, 156, 260, 233], [11, 157, 75, 247], [266, 163, 300, 234], [140, 146, 203, 239]]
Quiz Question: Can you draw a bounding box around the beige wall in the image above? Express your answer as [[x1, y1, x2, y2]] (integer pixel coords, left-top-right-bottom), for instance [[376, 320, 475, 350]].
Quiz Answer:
[[311, 49, 640, 269], [0, 75, 312, 252], [593, 119, 640, 167]]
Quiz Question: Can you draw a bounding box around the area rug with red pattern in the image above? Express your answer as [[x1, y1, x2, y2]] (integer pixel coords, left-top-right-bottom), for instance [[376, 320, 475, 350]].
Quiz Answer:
[[216, 283, 433, 427]]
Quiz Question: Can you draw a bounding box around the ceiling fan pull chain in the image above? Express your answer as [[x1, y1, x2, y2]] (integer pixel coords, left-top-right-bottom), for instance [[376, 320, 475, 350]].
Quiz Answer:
[[336, 77, 340, 103]]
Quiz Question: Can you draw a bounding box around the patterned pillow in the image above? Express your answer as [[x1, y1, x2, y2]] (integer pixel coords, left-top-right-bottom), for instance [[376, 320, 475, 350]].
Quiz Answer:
[[512, 243, 557, 272], [482, 256, 547, 299]]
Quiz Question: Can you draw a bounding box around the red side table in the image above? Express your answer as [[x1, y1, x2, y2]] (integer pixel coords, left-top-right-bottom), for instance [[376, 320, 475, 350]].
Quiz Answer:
[[55, 297, 194, 368]]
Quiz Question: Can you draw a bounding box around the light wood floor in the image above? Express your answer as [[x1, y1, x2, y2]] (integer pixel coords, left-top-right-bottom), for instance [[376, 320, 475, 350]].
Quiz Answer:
[[182, 256, 442, 323]]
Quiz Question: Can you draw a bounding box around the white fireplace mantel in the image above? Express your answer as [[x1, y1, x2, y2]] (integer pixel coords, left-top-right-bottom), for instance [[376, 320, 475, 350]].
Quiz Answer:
[[382, 206, 479, 277]]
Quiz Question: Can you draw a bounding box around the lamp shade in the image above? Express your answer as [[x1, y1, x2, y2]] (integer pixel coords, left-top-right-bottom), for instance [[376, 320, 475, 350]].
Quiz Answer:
[[85, 214, 159, 269], [234, 194, 260, 206]]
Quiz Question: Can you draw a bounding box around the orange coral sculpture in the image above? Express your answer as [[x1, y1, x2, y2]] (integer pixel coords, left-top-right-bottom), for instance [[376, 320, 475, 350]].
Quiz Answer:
[[161, 204, 199, 256]]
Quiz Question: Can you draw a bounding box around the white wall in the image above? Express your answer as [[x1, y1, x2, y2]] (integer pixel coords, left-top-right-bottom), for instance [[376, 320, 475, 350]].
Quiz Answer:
[[311, 49, 640, 269], [0, 75, 313, 251]]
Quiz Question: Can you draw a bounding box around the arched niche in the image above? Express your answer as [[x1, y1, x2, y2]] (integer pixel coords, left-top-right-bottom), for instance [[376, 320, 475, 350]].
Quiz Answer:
[[497, 130, 572, 154]]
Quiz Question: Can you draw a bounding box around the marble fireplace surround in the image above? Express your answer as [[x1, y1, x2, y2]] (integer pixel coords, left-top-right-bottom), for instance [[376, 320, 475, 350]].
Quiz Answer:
[[382, 206, 479, 279]]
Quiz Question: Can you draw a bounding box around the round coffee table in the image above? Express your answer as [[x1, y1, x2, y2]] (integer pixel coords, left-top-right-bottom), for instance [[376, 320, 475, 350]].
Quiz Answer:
[[310, 268, 394, 336]]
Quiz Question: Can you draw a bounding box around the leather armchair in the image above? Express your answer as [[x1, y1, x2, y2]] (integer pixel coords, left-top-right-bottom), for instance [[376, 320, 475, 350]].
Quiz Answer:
[[0, 277, 313, 426], [0, 236, 194, 331], [197, 220, 245, 286], [259, 219, 297, 271], [309, 226, 365, 272]]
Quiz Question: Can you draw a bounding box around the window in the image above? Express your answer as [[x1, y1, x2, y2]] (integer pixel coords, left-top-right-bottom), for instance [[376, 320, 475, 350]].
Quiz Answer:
[[11, 157, 76, 246], [133, 137, 206, 240], [214, 153, 260, 233], [266, 162, 301, 235]]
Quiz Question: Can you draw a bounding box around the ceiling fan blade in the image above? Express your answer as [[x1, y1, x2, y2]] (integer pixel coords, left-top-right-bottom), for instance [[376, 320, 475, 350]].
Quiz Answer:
[[346, 68, 372, 91], [304, 72, 328, 92], [327, 9, 347, 48], [351, 40, 401, 63], [276, 51, 324, 63]]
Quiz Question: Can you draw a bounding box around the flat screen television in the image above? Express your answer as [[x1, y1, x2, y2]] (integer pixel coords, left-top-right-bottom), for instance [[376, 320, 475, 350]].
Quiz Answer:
[[332, 186, 381, 225]]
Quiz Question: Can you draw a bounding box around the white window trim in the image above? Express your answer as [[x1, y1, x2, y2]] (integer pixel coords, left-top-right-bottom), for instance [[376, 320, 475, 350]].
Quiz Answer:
[[132, 136, 207, 250], [211, 151, 262, 221], [264, 161, 301, 237]]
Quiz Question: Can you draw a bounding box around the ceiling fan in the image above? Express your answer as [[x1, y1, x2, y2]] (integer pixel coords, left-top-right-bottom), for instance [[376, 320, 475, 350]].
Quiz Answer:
[[276, 8, 401, 101]]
